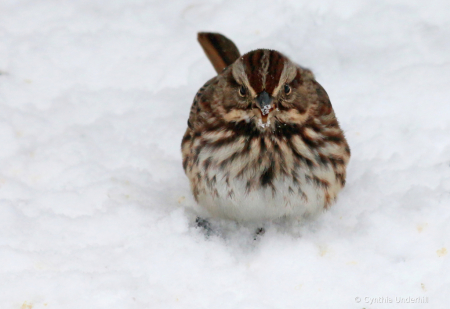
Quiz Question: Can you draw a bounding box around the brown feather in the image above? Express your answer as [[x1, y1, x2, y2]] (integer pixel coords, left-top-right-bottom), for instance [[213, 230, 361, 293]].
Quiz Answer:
[[197, 32, 241, 74]]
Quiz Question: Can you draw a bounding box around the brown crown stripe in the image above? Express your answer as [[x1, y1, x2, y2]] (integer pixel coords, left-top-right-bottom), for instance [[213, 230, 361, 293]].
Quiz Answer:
[[243, 50, 264, 93], [242, 49, 286, 94], [266, 51, 284, 94]]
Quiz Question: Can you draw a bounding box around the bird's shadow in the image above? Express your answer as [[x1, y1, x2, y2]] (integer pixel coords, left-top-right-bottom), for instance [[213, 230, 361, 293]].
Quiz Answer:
[[191, 214, 309, 246], [195, 216, 266, 240]]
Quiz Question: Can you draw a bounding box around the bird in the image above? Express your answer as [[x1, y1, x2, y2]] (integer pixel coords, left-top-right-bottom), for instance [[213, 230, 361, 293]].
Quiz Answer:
[[181, 32, 350, 224]]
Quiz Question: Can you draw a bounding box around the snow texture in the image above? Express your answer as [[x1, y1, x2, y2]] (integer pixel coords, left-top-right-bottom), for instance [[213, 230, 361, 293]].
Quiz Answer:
[[0, 0, 449, 308]]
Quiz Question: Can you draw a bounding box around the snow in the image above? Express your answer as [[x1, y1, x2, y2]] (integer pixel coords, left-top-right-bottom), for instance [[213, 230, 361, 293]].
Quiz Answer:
[[0, 0, 449, 308]]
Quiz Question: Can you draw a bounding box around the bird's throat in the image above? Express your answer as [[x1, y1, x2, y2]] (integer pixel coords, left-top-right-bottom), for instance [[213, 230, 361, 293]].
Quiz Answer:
[[260, 107, 273, 124]]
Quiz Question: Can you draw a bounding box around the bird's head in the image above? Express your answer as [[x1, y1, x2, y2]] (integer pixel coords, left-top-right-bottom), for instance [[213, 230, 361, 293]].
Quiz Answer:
[[216, 49, 318, 131]]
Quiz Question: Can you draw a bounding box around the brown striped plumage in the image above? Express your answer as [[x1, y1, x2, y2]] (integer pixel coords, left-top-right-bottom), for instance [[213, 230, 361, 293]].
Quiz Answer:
[[182, 33, 350, 222]]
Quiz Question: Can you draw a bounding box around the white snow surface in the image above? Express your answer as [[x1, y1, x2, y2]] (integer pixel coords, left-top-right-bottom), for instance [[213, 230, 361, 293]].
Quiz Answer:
[[1, 0, 449, 308]]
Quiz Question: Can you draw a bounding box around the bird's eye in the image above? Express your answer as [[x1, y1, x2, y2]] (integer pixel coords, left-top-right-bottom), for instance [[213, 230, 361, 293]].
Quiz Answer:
[[284, 84, 292, 95], [239, 85, 247, 97]]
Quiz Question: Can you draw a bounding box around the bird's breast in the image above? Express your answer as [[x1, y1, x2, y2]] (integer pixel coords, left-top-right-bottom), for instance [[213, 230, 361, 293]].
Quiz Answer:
[[187, 133, 341, 221]]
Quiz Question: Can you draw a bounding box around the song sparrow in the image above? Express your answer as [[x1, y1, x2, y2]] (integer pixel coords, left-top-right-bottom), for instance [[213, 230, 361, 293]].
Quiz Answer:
[[181, 32, 350, 223]]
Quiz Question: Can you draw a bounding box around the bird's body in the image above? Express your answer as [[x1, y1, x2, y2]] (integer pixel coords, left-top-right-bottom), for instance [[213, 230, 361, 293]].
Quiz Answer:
[[182, 34, 350, 223]]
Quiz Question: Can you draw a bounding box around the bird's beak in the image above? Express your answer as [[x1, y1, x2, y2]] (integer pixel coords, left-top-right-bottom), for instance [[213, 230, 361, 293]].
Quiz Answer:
[[255, 91, 273, 123]]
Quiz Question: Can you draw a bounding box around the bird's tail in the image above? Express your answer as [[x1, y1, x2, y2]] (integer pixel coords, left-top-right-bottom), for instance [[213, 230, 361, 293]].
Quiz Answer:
[[197, 32, 241, 74]]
